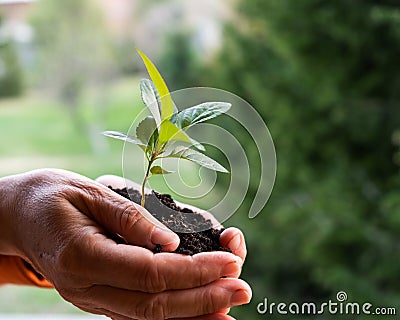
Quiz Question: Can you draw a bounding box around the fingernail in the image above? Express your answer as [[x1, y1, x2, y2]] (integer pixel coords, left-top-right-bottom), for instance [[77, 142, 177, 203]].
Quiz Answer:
[[228, 233, 241, 252], [222, 261, 240, 278], [230, 289, 251, 306], [151, 226, 179, 246]]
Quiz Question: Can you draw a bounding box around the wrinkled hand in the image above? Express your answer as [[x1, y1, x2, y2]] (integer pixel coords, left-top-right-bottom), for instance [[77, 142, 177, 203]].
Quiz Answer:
[[96, 175, 248, 264], [0, 169, 251, 319]]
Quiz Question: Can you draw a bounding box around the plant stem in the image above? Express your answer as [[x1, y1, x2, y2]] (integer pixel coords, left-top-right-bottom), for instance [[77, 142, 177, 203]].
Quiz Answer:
[[141, 158, 153, 207]]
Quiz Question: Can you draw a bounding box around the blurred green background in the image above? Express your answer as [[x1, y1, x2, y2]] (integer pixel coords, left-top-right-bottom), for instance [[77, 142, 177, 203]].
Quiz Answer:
[[0, 0, 400, 319]]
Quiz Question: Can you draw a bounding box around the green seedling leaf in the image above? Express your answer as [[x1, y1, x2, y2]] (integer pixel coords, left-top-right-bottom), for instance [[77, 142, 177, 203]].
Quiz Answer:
[[140, 79, 161, 127], [137, 49, 174, 121], [159, 120, 191, 145], [173, 102, 231, 129], [136, 116, 158, 145], [136, 116, 159, 157], [103, 131, 146, 150], [158, 128, 204, 151], [190, 137, 205, 151], [169, 147, 229, 173], [150, 165, 174, 175], [104, 49, 232, 208]]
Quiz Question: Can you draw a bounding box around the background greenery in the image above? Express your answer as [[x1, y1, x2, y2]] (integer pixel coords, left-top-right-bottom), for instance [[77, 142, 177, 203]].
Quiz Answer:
[[206, 0, 400, 319], [0, 15, 23, 98], [0, 0, 399, 319]]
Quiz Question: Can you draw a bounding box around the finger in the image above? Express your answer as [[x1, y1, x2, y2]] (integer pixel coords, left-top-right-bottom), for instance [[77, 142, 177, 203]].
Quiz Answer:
[[66, 182, 180, 252], [80, 305, 235, 320], [77, 305, 129, 320], [216, 308, 230, 315], [105, 311, 236, 320], [80, 278, 251, 319], [96, 174, 143, 191], [75, 238, 243, 292], [169, 314, 236, 320], [79, 294, 234, 320], [219, 228, 247, 262]]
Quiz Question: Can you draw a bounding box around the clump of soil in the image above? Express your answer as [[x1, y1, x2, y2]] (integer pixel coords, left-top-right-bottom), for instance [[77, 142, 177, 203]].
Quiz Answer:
[[109, 187, 229, 255]]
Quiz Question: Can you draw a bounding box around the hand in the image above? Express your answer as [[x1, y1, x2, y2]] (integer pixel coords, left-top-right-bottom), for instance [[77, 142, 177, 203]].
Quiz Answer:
[[0, 169, 251, 319], [96, 175, 248, 263]]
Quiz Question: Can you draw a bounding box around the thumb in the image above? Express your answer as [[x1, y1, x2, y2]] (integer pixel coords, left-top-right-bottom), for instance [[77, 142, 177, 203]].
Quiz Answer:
[[68, 182, 180, 252]]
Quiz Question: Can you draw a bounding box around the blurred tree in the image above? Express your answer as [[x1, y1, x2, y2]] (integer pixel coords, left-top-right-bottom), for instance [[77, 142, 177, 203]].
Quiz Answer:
[[31, 0, 117, 153], [159, 30, 202, 90], [209, 0, 400, 318], [0, 15, 23, 98]]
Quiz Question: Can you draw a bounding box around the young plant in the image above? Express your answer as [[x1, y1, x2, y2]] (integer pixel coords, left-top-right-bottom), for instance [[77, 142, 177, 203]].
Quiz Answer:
[[103, 49, 230, 207]]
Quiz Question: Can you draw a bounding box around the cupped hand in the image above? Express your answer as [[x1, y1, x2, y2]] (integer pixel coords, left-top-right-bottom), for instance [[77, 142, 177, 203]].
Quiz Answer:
[[96, 175, 248, 263], [0, 169, 251, 319]]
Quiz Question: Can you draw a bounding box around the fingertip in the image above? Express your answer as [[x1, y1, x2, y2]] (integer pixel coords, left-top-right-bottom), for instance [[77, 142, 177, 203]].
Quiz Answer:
[[220, 228, 247, 261], [95, 174, 122, 186], [193, 251, 242, 265], [208, 314, 236, 320], [150, 226, 180, 251], [229, 279, 252, 306], [216, 307, 231, 314], [219, 277, 252, 298], [237, 278, 253, 300], [221, 258, 241, 278], [231, 289, 251, 306], [192, 251, 242, 279]]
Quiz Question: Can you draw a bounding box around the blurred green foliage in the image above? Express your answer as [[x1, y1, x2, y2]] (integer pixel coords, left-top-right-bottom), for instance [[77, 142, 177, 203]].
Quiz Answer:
[[159, 30, 202, 90], [0, 16, 23, 98], [0, 77, 141, 178], [207, 0, 400, 318], [30, 0, 117, 147]]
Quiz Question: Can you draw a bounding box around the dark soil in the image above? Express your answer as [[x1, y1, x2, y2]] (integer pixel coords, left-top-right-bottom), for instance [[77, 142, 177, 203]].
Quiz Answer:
[[109, 187, 229, 255]]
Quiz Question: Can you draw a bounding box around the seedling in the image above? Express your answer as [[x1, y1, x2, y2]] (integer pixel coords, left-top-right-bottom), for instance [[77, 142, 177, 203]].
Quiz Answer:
[[103, 50, 230, 207]]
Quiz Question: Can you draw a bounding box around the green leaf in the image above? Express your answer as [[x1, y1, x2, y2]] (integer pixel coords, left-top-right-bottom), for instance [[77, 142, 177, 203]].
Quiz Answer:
[[189, 137, 205, 151], [140, 79, 161, 127], [169, 147, 229, 173], [150, 165, 174, 175], [103, 131, 146, 150], [136, 116, 158, 146], [173, 102, 231, 129], [161, 129, 205, 151], [159, 120, 192, 145], [137, 49, 174, 121]]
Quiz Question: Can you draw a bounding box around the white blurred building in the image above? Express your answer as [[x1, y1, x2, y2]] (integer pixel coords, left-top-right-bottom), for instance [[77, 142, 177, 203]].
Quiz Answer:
[[0, 0, 35, 42], [0, 0, 36, 67]]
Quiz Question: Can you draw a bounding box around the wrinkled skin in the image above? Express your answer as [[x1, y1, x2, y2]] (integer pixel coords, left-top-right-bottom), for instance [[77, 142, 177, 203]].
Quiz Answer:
[[0, 169, 251, 319]]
